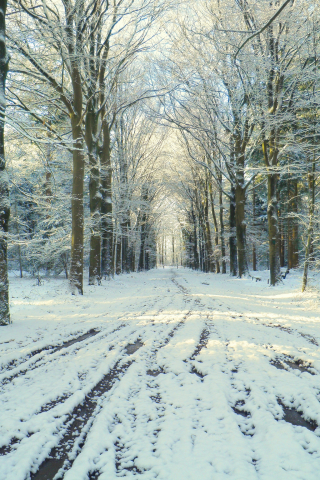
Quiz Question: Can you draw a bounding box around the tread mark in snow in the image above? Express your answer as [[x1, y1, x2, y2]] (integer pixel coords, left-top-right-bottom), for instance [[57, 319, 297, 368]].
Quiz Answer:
[[190, 366, 205, 378], [94, 315, 187, 479], [263, 323, 319, 346], [162, 314, 190, 346], [0, 328, 133, 457], [190, 328, 210, 360], [0, 329, 100, 377], [150, 393, 161, 403], [39, 394, 72, 414], [232, 400, 251, 418], [125, 339, 143, 355], [115, 443, 142, 475], [263, 323, 293, 334], [52, 328, 100, 352], [299, 332, 319, 346], [30, 357, 136, 480], [277, 399, 318, 431], [232, 400, 255, 436], [0, 433, 33, 456], [270, 356, 316, 375], [251, 458, 259, 472], [87, 471, 100, 480], [171, 276, 189, 295], [0, 326, 127, 387], [147, 368, 163, 377]]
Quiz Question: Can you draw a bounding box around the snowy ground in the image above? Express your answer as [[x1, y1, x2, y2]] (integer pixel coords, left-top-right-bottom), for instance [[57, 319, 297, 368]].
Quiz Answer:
[[1, 268, 320, 480]]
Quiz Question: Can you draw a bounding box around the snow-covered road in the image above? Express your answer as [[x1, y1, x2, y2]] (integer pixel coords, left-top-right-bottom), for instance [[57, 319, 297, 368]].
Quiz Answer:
[[1, 268, 320, 480]]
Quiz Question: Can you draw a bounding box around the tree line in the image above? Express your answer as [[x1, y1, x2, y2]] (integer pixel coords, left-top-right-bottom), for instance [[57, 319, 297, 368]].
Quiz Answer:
[[1, 0, 320, 326], [159, 0, 320, 290]]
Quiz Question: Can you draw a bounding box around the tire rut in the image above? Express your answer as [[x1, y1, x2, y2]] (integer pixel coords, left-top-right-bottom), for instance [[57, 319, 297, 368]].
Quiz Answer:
[[0, 294, 167, 388], [0, 329, 100, 376], [83, 311, 193, 478], [26, 292, 191, 479], [0, 326, 123, 387], [31, 356, 137, 480], [1, 292, 175, 460]]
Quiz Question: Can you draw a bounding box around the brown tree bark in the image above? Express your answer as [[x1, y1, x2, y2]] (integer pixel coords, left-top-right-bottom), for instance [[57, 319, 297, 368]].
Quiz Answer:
[[219, 186, 226, 273], [70, 114, 85, 294], [229, 185, 238, 276], [192, 208, 199, 270], [287, 178, 299, 270], [86, 99, 101, 285], [252, 185, 257, 271], [204, 182, 215, 272], [116, 231, 122, 275], [233, 116, 249, 278], [209, 184, 220, 273], [0, 0, 10, 325], [235, 181, 248, 277], [266, 168, 280, 286], [263, 28, 282, 286], [65, 0, 85, 294], [302, 162, 315, 292], [292, 179, 299, 268], [100, 121, 114, 277]]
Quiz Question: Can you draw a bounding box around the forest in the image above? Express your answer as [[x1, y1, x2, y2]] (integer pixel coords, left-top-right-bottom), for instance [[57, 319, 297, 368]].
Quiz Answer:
[[0, 0, 319, 325], [1, 2, 320, 479]]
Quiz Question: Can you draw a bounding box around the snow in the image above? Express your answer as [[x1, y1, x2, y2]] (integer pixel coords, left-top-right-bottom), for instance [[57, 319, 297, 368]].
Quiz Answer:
[[1, 268, 320, 479]]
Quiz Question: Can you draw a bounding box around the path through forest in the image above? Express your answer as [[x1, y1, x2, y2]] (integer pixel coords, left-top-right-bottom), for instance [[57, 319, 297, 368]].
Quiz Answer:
[[1, 269, 320, 480]]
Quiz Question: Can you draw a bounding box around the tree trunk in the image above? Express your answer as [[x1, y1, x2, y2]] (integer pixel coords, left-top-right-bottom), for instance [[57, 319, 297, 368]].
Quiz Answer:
[[267, 171, 280, 286], [199, 223, 204, 271], [116, 230, 122, 275], [122, 222, 130, 273], [192, 210, 199, 270], [252, 185, 257, 271], [138, 214, 147, 271], [0, 0, 9, 325], [263, 26, 282, 286], [66, 9, 85, 295], [279, 206, 285, 268], [229, 185, 237, 276], [209, 186, 220, 273], [302, 162, 315, 292], [69, 115, 85, 294], [292, 179, 299, 268], [172, 236, 175, 265], [235, 183, 248, 277], [302, 217, 313, 292], [219, 187, 226, 273], [45, 130, 52, 211], [86, 101, 101, 285], [88, 157, 101, 284], [204, 185, 215, 272], [131, 247, 136, 272], [100, 121, 114, 277], [287, 178, 293, 269]]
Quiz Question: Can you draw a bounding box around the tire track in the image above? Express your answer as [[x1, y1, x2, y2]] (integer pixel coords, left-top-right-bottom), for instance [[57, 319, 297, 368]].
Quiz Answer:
[[3, 278, 189, 479], [174, 272, 320, 441], [0, 293, 168, 387], [84, 308, 192, 480], [0, 292, 174, 458], [0, 329, 100, 376], [31, 356, 137, 480], [30, 278, 191, 480], [188, 275, 320, 349]]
